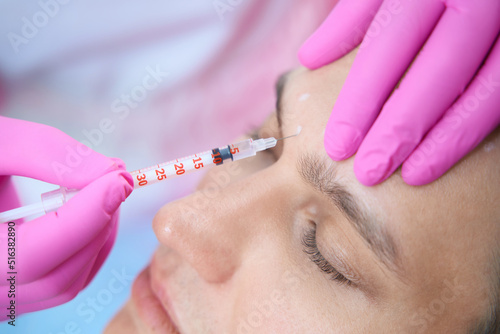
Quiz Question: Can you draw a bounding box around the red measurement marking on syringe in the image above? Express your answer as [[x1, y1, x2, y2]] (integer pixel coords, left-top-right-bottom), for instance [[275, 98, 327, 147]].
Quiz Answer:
[[136, 173, 147, 186], [174, 163, 185, 175], [230, 146, 240, 154], [155, 168, 166, 181], [211, 152, 222, 164], [193, 157, 204, 169]]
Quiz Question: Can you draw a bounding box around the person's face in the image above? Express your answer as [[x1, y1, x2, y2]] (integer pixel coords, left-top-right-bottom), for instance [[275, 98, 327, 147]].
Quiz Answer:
[[106, 51, 500, 333]]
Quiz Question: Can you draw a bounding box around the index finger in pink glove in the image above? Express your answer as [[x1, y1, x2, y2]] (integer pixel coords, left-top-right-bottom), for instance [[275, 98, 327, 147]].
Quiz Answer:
[[0, 116, 124, 188]]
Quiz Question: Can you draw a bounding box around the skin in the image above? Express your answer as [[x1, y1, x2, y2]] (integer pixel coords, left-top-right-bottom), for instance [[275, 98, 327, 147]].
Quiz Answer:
[[106, 50, 500, 334]]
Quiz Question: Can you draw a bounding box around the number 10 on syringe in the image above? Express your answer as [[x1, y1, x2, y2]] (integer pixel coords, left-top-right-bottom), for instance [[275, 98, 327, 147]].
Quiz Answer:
[[0, 128, 301, 224]]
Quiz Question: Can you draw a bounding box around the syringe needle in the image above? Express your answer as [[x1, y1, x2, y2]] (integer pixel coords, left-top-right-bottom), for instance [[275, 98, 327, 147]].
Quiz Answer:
[[277, 126, 302, 141], [0, 126, 304, 224]]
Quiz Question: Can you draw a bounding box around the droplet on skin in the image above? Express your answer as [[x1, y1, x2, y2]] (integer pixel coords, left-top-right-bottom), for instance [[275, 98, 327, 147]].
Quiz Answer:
[[299, 93, 310, 102], [484, 142, 495, 152], [164, 226, 172, 234]]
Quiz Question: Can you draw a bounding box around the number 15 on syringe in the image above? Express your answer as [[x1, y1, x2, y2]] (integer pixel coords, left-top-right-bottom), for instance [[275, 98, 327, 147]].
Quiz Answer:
[[0, 128, 301, 224], [132, 139, 255, 188]]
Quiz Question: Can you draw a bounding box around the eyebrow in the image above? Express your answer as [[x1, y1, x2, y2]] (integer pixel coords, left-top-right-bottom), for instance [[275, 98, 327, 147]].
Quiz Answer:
[[272, 70, 402, 275], [297, 154, 402, 274]]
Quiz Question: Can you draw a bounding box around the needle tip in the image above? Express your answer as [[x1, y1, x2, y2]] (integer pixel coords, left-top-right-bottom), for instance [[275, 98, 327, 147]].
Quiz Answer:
[[277, 125, 303, 141]]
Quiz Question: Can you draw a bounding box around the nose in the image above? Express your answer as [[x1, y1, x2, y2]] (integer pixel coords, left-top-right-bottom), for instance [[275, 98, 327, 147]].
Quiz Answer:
[[153, 168, 284, 283]]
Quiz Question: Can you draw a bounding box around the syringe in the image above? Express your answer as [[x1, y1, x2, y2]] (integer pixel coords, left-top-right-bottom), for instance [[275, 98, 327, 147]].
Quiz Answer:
[[0, 128, 301, 224]]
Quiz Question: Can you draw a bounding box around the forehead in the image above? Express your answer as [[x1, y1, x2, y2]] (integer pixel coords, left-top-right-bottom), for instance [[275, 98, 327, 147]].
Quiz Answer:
[[280, 61, 500, 300], [281, 63, 500, 228]]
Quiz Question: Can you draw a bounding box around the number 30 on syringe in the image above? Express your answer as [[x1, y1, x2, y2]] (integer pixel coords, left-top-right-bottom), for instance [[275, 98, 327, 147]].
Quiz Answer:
[[134, 145, 241, 188]]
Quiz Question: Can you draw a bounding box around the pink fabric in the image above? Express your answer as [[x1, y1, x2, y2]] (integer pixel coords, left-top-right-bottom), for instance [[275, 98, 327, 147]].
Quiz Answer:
[[148, 0, 338, 154], [0, 1, 337, 316]]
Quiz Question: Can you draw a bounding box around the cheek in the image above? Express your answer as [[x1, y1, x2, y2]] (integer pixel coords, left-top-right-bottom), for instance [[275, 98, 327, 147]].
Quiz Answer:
[[230, 233, 336, 333], [232, 266, 305, 332]]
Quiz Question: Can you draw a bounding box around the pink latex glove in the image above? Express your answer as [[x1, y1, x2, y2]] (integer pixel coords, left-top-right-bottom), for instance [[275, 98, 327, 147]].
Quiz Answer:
[[0, 116, 133, 320], [299, 0, 500, 186]]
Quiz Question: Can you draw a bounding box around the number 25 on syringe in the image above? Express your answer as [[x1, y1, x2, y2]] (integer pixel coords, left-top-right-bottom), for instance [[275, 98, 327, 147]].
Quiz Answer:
[[0, 130, 303, 225], [135, 154, 207, 188]]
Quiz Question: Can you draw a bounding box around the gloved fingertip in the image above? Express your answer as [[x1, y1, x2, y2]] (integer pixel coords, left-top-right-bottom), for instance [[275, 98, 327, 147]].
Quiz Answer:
[[354, 152, 391, 186], [108, 157, 127, 171], [120, 171, 134, 196], [401, 164, 436, 186], [104, 171, 134, 214], [324, 124, 360, 160], [298, 40, 322, 70]]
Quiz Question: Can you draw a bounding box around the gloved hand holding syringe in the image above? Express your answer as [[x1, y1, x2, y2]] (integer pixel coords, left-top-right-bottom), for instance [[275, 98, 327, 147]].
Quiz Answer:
[[0, 127, 301, 224]]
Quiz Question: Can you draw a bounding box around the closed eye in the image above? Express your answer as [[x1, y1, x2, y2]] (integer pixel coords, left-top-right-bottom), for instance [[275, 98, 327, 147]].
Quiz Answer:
[[302, 225, 351, 286]]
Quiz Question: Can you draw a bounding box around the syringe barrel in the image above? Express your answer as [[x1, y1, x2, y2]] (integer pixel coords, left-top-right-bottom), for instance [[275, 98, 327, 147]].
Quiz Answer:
[[231, 138, 277, 160], [0, 137, 280, 224], [131, 149, 215, 188], [130, 138, 275, 189], [229, 139, 256, 161], [41, 187, 78, 214]]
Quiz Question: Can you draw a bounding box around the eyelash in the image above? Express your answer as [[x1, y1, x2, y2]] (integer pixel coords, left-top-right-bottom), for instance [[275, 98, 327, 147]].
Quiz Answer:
[[249, 128, 347, 285], [301, 225, 351, 285], [246, 129, 261, 140]]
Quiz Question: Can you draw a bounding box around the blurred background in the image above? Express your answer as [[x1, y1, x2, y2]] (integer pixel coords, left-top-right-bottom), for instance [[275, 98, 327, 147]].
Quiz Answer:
[[0, 0, 335, 332]]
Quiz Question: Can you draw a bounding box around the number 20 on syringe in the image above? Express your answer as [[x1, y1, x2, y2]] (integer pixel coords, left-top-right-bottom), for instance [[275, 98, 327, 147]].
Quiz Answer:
[[0, 130, 303, 224], [131, 143, 243, 189]]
